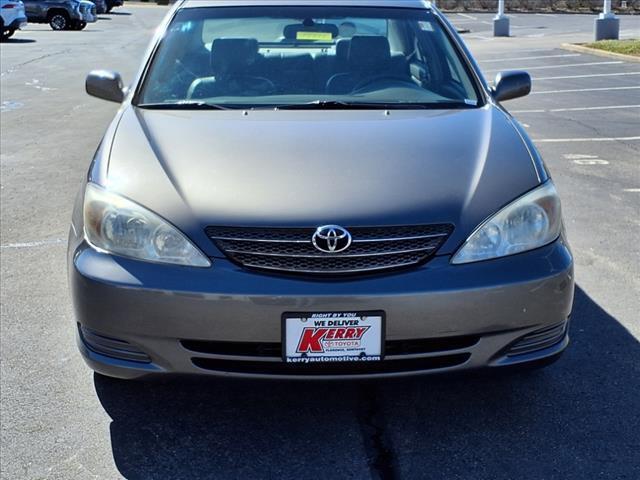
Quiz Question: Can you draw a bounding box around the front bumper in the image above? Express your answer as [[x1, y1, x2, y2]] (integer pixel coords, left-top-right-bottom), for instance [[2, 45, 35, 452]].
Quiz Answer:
[[5, 16, 27, 30], [69, 237, 574, 379]]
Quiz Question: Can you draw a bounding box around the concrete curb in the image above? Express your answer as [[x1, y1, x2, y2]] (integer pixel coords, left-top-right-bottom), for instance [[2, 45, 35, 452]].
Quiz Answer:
[[561, 43, 640, 63]]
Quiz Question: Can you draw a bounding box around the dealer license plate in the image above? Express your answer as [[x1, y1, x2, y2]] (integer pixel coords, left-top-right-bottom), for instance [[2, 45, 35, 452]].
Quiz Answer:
[[283, 312, 384, 364]]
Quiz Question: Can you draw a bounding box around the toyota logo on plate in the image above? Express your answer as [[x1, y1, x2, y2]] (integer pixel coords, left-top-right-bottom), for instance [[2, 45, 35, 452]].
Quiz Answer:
[[312, 225, 352, 254]]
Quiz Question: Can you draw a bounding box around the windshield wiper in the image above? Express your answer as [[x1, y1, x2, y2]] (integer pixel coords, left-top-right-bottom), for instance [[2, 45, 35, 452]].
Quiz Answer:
[[136, 100, 479, 111], [274, 100, 478, 110], [274, 100, 391, 110], [136, 101, 234, 110]]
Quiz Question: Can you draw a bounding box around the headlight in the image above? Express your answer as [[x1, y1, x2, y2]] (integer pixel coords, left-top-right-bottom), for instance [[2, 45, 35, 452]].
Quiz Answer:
[[452, 181, 562, 264], [83, 183, 211, 267]]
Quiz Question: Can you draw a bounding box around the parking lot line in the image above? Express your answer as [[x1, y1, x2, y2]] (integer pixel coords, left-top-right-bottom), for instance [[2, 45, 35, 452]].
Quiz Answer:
[[536, 72, 640, 80], [534, 136, 640, 143], [456, 13, 478, 20], [480, 48, 561, 56], [551, 105, 640, 113], [486, 61, 623, 73], [513, 105, 640, 113], [480, 53, 581, 63], [0, 239, 65, 249], [530, 85, 640, 95]]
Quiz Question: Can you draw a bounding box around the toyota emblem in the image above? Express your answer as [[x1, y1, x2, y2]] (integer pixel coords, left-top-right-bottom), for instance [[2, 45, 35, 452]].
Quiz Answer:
[[312, 225, 352, 253]]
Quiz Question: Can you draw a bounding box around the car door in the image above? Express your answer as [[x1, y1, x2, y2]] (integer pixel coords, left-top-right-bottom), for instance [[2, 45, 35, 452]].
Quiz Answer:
[[22, 0, 41, 19]]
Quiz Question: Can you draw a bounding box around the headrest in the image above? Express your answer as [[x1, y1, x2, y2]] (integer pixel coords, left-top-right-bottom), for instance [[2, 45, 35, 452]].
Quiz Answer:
[[211, 38, 259, 75], [348, 36, 391, 70], [336, 39, 351, 62]]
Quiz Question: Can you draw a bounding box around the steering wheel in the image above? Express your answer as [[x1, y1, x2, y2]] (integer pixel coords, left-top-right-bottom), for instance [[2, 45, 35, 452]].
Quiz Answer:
[[187, 74, 277, 100], [351, 75, 418, 94], [225, 75, 277, 94]]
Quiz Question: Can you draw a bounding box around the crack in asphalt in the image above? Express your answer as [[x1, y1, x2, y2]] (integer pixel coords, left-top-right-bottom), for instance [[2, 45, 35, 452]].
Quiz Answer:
[[357, 385, 399, 480], [0, 49, 71, 77]]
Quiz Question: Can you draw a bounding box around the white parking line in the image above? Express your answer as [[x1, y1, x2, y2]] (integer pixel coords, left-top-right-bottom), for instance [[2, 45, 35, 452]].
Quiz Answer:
[[457, 13, 478, 20], [0, 239, 65, 249], [553, 104, 640, 112], [485, 61, 623, 73], [536, 13, 557, 17], [564, 154, 609, 165], [534, 137, 640, 143], [531, 86, 640, 95], [480, 48, 559, 56], [513, 105, 640, 113], [536, 71, 640, 81], [480, 53, 581, 63], [623, 188, 640, 193]]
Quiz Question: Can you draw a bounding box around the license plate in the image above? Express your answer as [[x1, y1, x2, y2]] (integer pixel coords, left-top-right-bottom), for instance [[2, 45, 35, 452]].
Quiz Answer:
[[283, 311, 384, 364]]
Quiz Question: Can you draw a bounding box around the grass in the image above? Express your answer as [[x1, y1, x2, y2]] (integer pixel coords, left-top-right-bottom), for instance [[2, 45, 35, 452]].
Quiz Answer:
[[583, 39, 640, 57]]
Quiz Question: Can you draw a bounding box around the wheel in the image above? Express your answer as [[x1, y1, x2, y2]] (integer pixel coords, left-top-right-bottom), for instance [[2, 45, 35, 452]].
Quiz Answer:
[[70, 21, 87, 31], [1, 29, 15, 41], [49, 13, 69, 30]]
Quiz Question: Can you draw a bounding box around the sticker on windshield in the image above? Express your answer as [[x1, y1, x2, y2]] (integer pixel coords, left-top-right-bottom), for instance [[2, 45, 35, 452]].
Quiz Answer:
[[296, 31, 333, 42], [419, 21, 435, 31]]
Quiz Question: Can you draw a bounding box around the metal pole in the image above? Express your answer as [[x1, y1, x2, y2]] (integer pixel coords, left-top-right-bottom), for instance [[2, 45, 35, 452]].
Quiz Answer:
[[493, 0, 509, 36], [603, 0, 612, 16], [498, 0, 505, 17]]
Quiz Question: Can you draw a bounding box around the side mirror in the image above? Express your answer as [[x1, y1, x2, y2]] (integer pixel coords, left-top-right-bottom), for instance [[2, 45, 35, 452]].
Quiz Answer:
[[86, 70, 125, 103], [491, 71, 531, 102]]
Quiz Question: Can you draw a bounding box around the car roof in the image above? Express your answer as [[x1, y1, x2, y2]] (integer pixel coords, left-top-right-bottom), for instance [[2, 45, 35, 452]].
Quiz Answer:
[[181, 0, 432, 10]]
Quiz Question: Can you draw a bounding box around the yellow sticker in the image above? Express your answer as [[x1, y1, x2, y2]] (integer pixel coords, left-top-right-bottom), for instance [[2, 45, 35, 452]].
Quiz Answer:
[[296, 31, 333, 41]]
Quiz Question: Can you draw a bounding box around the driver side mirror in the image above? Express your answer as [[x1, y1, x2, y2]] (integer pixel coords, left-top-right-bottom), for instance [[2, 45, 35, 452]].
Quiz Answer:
[[86, 70, 126, 103], [491, 71, 531, 102]]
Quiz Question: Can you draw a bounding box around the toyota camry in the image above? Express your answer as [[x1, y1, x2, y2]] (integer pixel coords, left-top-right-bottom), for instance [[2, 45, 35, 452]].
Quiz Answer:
[[69, 0, 574, 379]]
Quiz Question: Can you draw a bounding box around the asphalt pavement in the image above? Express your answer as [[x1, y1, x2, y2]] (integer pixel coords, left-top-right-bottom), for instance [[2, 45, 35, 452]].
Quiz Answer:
[[1, 7, 639, 480]]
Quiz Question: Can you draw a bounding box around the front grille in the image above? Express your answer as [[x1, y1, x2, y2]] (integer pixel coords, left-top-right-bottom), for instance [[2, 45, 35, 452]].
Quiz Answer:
[[79, 4, 95, 15], [79, 325, 151, 363], [183, 334, 476, 375], [181, 334, 479, 358], [206, 224, 453, 275], [191, 354, 470, 376], [506, 321, 568, 357]]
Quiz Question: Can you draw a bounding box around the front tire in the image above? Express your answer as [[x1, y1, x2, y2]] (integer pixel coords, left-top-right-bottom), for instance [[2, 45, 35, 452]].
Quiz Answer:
[[1, 29, 15, 41], [49, 13, 69, 31], [70, 21, 87, 31]]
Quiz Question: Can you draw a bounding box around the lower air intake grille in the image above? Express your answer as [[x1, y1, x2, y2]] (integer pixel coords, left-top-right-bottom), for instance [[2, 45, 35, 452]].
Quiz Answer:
[[191, 354, 470, 376], [205, 224, 454, 275], [181, 334, 480, 358], [79, 325, 151, 363], [507, 321, 568, 357]]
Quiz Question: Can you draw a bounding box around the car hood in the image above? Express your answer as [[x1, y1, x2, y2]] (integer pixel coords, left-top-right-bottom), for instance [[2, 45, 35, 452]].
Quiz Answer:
[[103, 105, 541, 256]]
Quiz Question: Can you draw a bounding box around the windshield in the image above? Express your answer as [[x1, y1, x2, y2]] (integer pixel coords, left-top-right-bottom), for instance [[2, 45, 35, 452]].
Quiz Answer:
[[137, 6, 481, 109]]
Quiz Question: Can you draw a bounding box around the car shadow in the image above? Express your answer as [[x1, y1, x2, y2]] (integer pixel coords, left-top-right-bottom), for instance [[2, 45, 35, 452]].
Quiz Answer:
[[2, 38, 36, 43], [107, 11, 132, 16], [95, 286, 640, 480]]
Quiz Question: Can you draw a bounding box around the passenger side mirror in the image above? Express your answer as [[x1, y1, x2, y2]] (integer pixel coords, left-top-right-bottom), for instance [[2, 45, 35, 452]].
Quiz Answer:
[[86, 70, 126, 103], [491, 71, 531, 102]]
